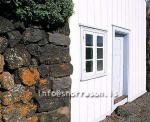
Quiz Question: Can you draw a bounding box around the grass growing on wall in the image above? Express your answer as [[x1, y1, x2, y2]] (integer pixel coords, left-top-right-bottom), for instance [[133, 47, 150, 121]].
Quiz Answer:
[[0, 0, 73, 26]]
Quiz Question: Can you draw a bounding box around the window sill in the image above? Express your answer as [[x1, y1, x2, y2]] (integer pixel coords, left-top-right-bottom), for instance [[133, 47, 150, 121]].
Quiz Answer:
[[80, 73, 107, 82]]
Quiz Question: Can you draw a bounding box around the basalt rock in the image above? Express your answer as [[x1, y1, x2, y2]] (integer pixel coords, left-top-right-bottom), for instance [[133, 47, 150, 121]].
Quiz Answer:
[[37, 78, 52, 91], [13, 70, 22, 84], [37, 107, 70, 122], [18, 67, 40, 86], [2, 103, 37, 121], [7, 31, 22, 47], [39, 44, 71, 64], [28, 86, 36, 98], [0, 55, 5, 73], [0, 37, 8, 54], [38, 36, 49, 46], [48, 33, 70, 46], [53, 22, 70, 36], [26, 44, 41, 57], [0, 84, 25, 105], [23, 27, 47, 44], [30, 58, 39, 67], [0, 104, 2, 121], [13, 21, 25, 31], [21, 90, 33, 104], [52, 77, 71, 91], [0, 72, 15, 90], [39, 63, 73, 78], [22, 115, 38, 122], [0, 16, 14, 33], [0, 16, 72, 122], [35, 96, 66, 112], [5, 117, 38, 122], [4, 45, 31, 69], [57, 106, 70, 119], [26, 44, 71, 64]]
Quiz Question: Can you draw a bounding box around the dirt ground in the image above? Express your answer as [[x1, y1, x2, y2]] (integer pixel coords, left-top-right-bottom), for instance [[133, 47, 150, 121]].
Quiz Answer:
[[101, 92, 150, 122]]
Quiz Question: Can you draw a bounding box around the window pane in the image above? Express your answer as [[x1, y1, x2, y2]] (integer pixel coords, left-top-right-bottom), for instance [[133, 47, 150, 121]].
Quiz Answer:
[[97, 48, 103, 59], [86, 48, 93, 59], [97, 36, 103, 47], [97, 60, 103, 71], [86, 61, 93, 72], [86, 34, 93, 46]]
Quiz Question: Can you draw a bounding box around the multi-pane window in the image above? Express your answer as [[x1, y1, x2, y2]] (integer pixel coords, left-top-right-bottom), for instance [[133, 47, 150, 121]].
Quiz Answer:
[[86, 34, 93, 72], [81, 27, 107, 80], [97, 36, 103, 71]]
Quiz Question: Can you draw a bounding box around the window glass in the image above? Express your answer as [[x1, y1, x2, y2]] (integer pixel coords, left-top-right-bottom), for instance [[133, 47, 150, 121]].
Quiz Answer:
[[97, 36, 103, 47], [97, 60, 103, 71], [86, 34, 93, 46], [97, 48, 103, 59], [86, 48, 93, 59], [86, 61, 93, 72], [81, 28, 106, 80]]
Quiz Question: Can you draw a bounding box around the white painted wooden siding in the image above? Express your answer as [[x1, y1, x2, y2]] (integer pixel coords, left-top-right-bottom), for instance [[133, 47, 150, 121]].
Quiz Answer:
[[70, 0, 146, 122]]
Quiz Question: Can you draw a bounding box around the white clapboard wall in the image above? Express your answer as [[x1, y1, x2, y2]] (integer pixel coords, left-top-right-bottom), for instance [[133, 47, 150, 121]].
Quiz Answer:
[[70, 0, 146, 122]]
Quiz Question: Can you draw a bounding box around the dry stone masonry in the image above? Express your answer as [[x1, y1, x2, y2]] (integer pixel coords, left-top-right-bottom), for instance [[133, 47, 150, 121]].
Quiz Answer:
[[147, 7, 150, 91], [0, 16, 72, 122]]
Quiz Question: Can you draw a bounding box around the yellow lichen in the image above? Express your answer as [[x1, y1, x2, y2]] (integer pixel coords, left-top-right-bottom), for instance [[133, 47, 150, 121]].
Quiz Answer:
[[23, 115, 38, 122], [39, 79, 48, 85], [20, 68, 40, 86], [21, 91, 32, 103]]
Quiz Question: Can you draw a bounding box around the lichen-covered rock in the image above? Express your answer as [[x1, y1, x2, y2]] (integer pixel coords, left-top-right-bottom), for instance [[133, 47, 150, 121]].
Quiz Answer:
[[39, 44, 71, 64], [38, 37, 48, 46], [23, 115, 38, 122], [19, 67, 40, 86], [4, 45, 31, 69], [7, 31, 22, 47], [0, 16, 14, 33], [30, 58, 39, 67], [35, 96, 65, 112], [57, 106, 70, 119], [21, 90, 33, 104], [28, 86, 36, 98], [37, 78, 52, 91], [26, 44, 40, 57], [52, 77, 71, 91], [2, 103, 37, 121], [0, 37, 8, 53], [0, 104, 2, 121], [23, 27, 47, 43], [0, 54, 5, 73], [37, 107, 69, 122], [0, 72, 14, 90], [0, 113, 2, 122], [0, 84, 25, 105], [39, 63, 73, 78], [26, 44, 71, 65], [48, 33, 70, 46]]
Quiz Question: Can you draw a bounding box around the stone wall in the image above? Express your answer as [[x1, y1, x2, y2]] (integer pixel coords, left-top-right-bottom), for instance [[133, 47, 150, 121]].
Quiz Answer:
[[0, 16, 73, 122], [147, 7, 150, 91]]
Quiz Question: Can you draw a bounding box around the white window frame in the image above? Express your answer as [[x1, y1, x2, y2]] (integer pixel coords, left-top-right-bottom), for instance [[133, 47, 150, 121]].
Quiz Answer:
[[80, 26, 107, 81]]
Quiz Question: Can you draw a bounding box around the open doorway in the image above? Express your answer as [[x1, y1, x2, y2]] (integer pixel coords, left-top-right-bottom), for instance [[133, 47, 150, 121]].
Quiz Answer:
[[112, 26, 130, 111]]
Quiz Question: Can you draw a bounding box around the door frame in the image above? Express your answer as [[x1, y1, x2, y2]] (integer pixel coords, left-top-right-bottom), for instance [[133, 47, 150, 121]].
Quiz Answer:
[[111, 26, 130, 111]]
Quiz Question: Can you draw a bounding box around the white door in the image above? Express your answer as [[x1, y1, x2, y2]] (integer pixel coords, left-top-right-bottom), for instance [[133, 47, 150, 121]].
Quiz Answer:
[[113, 37, 124, 99]]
